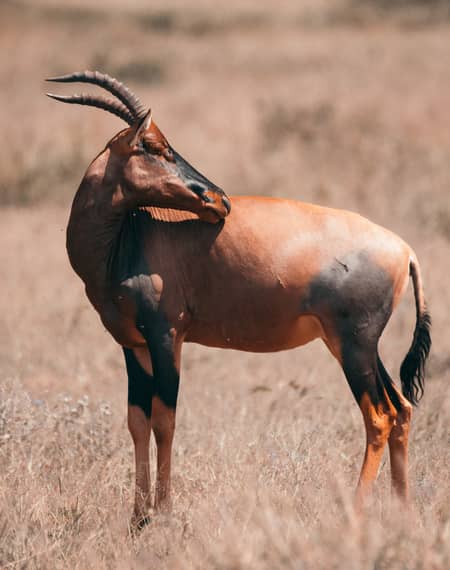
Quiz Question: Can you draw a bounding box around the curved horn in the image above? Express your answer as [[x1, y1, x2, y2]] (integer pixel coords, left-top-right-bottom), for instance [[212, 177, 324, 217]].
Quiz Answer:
[[46, 93, 135, 126], [46, 70, 147, 120]]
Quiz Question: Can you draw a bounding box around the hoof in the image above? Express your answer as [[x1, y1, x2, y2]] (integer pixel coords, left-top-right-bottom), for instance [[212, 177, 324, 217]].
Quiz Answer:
[[129, 513, 152, 535]]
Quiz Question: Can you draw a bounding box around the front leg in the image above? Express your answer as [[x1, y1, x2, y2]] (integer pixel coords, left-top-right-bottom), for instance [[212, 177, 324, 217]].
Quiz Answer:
[[149, 336, 183, 512], [122, 272, 183, 515], [152, 396, 176, 511], [140, 315, 183, 512], [123, 346, 155, 529]]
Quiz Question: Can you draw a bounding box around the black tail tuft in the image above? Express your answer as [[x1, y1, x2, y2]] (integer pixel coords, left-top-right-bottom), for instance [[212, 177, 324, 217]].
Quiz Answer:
[[400, 310, 431, 406]]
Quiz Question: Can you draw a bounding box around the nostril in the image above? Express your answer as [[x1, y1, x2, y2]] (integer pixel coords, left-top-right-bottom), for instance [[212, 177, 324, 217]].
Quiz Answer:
[[187, 180, 230, 212], [222, 195, 231, 213], [187, 181, 209, 197]]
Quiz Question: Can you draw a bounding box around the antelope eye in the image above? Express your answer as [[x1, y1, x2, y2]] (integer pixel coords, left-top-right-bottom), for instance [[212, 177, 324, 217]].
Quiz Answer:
[[141, 139, 156, 154], [163, 148, 174, 162]]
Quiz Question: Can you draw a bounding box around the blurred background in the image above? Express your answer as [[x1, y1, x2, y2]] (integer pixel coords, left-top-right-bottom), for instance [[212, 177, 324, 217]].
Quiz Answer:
[[0, 0, 449, 568]]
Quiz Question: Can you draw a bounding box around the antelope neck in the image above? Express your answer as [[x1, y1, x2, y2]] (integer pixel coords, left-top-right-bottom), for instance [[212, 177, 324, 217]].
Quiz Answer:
[[66, 189, 133, 296]]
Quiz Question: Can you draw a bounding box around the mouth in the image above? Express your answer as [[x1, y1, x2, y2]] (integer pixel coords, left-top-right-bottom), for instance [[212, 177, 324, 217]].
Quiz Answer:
[[185, 181, 231, 217], [200, 205, 226, 223], [201, 192, 231, 219], [221, 195, 231, 214]]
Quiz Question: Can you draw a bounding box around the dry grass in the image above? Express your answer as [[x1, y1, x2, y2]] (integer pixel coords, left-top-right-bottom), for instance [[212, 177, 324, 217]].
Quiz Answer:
[[0, 1, 449, 568]]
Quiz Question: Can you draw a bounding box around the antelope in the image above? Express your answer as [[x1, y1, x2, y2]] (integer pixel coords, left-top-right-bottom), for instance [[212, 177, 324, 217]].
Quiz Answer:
[[47, 71, 431, 528]]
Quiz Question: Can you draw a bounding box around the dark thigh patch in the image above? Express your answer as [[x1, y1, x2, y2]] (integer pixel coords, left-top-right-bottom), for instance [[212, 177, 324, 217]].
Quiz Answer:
[[303, 251, 394, 346], [303, 252, 395, 406]]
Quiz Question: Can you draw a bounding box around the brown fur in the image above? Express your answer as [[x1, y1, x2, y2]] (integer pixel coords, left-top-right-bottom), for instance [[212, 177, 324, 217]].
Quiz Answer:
[[64, 116, 429, 524]]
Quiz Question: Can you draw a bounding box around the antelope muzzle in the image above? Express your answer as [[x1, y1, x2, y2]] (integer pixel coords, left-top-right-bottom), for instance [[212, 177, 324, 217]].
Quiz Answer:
[[173, 149, 231, 221]]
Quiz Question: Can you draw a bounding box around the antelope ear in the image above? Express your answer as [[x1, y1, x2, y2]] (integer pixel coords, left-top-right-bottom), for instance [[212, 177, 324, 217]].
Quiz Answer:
[[129, 110, 152, 148]]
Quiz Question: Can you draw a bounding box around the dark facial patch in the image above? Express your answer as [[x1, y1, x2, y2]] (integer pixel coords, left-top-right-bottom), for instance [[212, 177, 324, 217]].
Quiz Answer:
[[171, 148, 224, 198], [305, 251, 395, 406]]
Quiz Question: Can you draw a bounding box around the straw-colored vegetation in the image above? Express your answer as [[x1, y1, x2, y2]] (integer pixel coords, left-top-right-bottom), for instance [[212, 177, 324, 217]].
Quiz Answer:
[[0, 1, 449, 568]]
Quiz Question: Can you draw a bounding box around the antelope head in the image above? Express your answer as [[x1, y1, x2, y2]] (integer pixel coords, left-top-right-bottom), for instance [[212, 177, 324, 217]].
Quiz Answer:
[[46, 71, 231, 222]]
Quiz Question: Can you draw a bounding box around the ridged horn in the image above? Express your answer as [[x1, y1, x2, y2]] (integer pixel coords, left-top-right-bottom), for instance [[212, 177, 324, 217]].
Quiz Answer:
[[46, 93, 135, 126], [46, 70, 147, 120]]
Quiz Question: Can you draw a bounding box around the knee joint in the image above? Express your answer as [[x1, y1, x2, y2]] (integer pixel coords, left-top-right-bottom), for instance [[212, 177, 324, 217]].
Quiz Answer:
[[152, 409, 176, 445], [400, 400, 412, 423], [128, 406, 151, 444], [391, 400, 412, 442], [365, 407, 396, 449]]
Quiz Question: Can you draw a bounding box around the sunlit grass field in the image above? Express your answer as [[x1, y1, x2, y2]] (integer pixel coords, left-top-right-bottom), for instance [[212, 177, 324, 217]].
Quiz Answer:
[[0, 1, 449, 567]]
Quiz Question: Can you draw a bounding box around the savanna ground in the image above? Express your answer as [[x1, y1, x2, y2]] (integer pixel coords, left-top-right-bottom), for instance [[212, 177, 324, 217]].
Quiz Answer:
[[1, 0, 449, 567]]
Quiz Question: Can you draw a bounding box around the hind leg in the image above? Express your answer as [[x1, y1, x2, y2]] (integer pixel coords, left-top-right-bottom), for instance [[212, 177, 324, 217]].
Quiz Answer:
[[389, 394, 412, 501], [325, 335, 397, 506], [355, 388, 396, 505], [378, 358, 412, 501]]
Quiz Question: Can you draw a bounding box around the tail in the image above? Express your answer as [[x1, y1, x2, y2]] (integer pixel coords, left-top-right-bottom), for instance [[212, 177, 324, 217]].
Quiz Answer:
[[399, 256, 431, 406]]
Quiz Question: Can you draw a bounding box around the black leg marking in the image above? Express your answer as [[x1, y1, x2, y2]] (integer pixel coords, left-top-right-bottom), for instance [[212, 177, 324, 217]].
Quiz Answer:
[[121, 280, 180, 410], [377, 355, 402, 412], [139, 313, 180, 410], [124, 348, 155, 418], [115, 210, 180, 410], [341, 346, 382, 406]]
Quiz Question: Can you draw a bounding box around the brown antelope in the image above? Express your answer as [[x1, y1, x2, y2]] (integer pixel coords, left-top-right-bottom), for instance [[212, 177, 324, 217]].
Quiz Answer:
[[47, 71, 431, 528]]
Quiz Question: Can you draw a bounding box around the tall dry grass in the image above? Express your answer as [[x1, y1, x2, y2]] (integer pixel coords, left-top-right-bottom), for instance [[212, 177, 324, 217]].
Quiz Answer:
[[0, 0, 449, 568]]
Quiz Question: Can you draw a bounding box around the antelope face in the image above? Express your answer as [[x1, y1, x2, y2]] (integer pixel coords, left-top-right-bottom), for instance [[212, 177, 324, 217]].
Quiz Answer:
[[121, 113, 231, 223], [46, 70, 231, 223]]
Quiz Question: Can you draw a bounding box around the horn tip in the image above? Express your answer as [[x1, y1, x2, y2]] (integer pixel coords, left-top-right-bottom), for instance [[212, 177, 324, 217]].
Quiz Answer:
[[45, 75, 71, 82], [45, 72, 82, 83], [45, 70, 98, 82], [45, 92, 68, 102]]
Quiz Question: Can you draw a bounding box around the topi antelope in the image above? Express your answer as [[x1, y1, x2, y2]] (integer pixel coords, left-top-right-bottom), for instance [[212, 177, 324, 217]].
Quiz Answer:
[[47, 71, 431, 528]]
